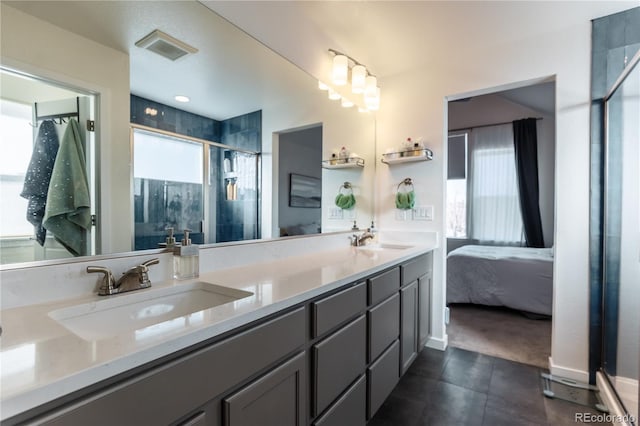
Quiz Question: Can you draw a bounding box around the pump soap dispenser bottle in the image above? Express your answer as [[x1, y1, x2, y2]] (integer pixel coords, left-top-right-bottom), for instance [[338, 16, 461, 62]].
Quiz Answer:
[[173, 229, 199, 280]]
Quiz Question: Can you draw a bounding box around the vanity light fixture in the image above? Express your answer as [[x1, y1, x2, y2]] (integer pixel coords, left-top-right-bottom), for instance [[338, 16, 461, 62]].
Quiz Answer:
[[326, 49, 380, 111], [332, 54, 349, 86], [341, 98, 354, 108], [174, 95, 190, 103], [328, 89, 341, 101]]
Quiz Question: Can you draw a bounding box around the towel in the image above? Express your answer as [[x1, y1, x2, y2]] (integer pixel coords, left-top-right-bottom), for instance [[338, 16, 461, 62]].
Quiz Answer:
[[335, 193, 356, 209], [395, 190, 415, 210], [20, 120, 60, 245], [43, 119, 91, 256]]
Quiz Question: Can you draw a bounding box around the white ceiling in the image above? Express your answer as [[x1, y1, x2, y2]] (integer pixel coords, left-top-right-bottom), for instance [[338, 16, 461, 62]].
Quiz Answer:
[[4, 1, 315, 120], [5, 1, 636, 119], [206, 1, 637, 92]]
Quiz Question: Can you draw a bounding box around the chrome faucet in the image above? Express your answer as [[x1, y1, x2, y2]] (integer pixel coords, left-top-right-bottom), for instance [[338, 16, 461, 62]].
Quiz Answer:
[[87, 258, 159, 296], [351, 229, 376, 247]]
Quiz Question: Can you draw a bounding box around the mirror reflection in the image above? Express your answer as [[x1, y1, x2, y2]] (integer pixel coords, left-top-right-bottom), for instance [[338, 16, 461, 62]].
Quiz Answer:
[[0, 1, 375, 266]]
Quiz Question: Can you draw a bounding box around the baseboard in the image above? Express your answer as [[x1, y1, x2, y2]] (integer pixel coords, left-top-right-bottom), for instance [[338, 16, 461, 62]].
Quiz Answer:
[[597, 371, 637, 425], [548, 356, 589, 383], [426, 334, 448, 351]]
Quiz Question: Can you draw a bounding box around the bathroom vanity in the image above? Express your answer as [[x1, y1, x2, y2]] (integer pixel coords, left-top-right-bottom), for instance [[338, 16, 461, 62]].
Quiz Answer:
[[0, 237, 434, 425]]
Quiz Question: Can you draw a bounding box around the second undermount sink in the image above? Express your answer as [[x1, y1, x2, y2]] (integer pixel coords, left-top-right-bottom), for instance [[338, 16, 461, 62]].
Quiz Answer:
[[357, 243, 413, 251], [48, 282, 253, 341]]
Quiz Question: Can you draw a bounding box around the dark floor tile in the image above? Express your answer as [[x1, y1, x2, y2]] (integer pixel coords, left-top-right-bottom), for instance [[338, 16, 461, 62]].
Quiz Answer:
[[369, 393, 426, 426], [390, 372, 439, 403], [484, 393, 548, 425], [543, 397, 612, 425], [419, 381, 487, 426], [407, 348, 451, 379], [440, 349, 494, 393], [489, 358, 544, 400]]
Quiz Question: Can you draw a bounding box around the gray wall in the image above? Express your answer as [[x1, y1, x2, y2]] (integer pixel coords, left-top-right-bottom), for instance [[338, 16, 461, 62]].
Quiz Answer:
[[278, 126, 322, 235]]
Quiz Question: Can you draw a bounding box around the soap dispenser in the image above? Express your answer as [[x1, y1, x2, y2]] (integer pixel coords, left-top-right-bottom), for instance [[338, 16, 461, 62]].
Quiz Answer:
[[173, 229, 199, 280], [159, 227, 177, 249]]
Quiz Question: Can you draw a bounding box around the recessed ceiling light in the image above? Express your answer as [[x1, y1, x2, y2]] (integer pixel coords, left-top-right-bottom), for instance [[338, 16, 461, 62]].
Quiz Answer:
[[174, 95, 190, 103]]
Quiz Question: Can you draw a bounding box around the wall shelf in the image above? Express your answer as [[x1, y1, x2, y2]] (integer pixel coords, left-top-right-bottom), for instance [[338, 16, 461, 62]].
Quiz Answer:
[[381, 149, 433, 165], [322, 157, 364, 169]]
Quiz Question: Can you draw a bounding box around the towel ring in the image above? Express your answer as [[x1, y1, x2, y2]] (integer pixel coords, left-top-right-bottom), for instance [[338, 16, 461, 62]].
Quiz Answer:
[[397, 178, 414, 193], [338, 181, 353, 195]]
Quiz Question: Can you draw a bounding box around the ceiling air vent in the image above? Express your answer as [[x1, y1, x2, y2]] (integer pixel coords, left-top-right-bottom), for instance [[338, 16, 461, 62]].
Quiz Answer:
[[135, 30, 198, 61]]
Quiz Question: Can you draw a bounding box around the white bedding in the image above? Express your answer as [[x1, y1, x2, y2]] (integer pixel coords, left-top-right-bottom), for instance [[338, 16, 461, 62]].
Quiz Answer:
[[447, 245, 553, 315]]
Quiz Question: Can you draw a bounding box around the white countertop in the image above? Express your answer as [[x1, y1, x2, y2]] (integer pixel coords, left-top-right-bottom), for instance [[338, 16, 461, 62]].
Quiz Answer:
[[0, 243, 434, 422]]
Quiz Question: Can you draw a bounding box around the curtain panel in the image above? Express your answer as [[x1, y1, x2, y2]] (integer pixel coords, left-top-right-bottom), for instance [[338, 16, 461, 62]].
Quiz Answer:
[[513, 118, 545, 248], [468, 124, 524, 245]]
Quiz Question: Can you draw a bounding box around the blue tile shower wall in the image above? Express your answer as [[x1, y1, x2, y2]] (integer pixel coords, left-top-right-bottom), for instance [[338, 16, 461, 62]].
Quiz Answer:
[[588, 6, 640, 384], [130, 95, 221, 141], [217, 110, 261, 242], [130, 95, 262, 244]]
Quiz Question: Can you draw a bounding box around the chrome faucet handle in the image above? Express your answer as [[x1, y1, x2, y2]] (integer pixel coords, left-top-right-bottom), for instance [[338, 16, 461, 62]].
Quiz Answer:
[[87, 266, 118, 296], [137, 258, 159, 288]]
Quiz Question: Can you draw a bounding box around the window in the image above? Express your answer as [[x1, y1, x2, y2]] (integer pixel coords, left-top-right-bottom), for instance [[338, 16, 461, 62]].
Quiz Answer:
[[0, 99, 33, 238], [132, 127, 260, 249]]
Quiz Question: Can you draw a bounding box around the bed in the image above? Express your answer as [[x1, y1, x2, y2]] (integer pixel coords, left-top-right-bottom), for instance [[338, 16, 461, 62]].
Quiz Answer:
[[447, 245, 554, 316]]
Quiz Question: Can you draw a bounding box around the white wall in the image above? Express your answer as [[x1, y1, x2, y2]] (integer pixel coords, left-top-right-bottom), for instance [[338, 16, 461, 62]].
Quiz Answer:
[[448, 93, 556, 247], [1, 4, 131, 254], [375, 9, 603, 380]]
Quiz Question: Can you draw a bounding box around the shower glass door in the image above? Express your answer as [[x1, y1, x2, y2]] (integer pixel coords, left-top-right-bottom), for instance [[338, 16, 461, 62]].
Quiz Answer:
[[602, 51, 639, 422]]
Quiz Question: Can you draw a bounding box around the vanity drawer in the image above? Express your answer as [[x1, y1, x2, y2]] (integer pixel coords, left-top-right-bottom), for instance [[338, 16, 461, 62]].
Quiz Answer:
[[313, 374, 366, 426], [368, 267, 400, 306], [367, 340, 400, 420], [312, 282, 366, 338], [313, 315, 367, 416], [401, 253, 431, 286], [368, 293, 400, 362]]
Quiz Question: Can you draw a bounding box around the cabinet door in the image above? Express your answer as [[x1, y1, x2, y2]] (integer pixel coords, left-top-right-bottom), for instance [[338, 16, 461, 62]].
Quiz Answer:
[[223, 352, 306, 426], [418, 274, 432, 349], [400, 280, 419, 375]]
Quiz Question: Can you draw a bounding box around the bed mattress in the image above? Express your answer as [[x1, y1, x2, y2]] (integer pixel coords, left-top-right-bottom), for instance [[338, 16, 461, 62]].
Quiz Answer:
[[446, 245, 554, 316]]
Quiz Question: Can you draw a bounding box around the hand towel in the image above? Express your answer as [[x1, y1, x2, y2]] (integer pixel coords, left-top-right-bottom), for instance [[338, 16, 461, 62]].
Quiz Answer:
[[335, 193, 356, 209], [20, 120, 59, 245], [43, 119, 91, 256], [395, 190, 415, 210]]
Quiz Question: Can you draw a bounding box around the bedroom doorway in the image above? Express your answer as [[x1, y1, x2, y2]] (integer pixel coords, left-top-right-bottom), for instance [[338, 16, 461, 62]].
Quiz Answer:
[[275, 124, 323, 237], [444, 79, 556, 368]]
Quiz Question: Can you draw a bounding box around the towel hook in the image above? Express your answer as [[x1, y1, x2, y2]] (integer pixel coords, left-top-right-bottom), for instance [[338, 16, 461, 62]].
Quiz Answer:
[[338, 181, 353, 195]]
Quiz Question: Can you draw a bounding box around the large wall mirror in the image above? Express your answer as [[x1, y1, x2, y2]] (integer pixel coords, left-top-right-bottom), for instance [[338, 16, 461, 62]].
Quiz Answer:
[[0, 1, 375, 266]]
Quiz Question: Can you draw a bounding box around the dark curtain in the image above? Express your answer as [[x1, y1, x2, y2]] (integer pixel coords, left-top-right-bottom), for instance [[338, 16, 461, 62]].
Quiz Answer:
[[513, 118, 545, 248]]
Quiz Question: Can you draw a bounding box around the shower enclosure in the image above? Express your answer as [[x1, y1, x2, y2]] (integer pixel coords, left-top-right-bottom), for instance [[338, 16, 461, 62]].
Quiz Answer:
[[601, 49, 639, 422]]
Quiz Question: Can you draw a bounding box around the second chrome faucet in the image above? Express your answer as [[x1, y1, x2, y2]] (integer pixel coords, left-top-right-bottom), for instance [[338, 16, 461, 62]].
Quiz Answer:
[[87, 258, 160, 296]]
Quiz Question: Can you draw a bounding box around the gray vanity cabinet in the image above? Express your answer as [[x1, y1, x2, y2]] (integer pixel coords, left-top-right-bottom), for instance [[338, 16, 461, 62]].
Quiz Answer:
[[367, 340, 400, 419], [400, 280, 419, 375], [367, 293, 400, 362], [312, 374, 366, 426], [401, 252, 433, 352], [222, 351, 306, 426], [12, 252, 434, 426], [29, 308, 306, 426], [312, 315, 367, 416]]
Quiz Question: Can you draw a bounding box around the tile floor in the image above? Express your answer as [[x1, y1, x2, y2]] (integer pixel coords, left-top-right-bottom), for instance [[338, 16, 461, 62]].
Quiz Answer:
[[368, 347, 611, 426]]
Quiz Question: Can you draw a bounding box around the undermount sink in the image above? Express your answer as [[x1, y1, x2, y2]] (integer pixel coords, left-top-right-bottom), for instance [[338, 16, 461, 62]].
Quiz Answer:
[[48, 282, 253, 341], [357, 243, 413, 251]]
